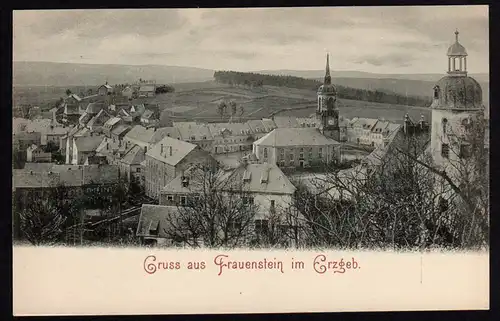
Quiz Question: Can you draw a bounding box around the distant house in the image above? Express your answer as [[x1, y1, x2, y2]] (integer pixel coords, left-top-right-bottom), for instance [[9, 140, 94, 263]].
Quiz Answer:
[[140, 109, 160, 126], [119, 144, 146, 183], [26, 144, 52, 163], [138, 85, 155, 98], [121, 86, 134, 99], [175, 122, 214, 153], [123, 125, 180, 150], [110, 124, 132, 141], [208, 122, 254, 154], [72, 134, 105, 165], [13, 132, 42, 151], [98, 83, 114, 96]]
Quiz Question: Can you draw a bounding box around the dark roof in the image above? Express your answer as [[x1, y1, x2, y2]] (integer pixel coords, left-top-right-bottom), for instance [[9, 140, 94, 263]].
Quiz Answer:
[[111, 124, 132, 136], [74, 136, 105, 152], [136, 205, 179, 238]]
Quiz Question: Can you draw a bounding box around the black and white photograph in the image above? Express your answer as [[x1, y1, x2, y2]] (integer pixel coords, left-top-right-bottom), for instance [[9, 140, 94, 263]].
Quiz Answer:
[[12, 6, 489, 251]]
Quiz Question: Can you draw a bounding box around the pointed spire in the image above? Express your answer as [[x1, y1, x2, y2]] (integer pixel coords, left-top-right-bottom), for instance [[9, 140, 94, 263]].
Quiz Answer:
[[324, 53, 332, 85], [455, 29, 459, 42]]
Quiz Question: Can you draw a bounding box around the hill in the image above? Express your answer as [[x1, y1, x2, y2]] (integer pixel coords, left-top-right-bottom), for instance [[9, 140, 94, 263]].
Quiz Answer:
[[256, 69, 489, 83], [13, 61, 215, 86]]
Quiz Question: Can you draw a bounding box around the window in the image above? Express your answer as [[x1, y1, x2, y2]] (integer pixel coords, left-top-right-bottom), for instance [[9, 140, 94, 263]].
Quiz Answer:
[[243, 196, 254, 205], [441, 143, 450, 158], [289, 153, 294, 161], [319, 147, 323, 159], [167, 195, 174, 201], [136, 168, 141, 173], [263, 148, 268, 158], [433, 86, 440, 99], [270, 200, 275, 212], [180, 195, 187, 205], [255, 219, 269, 236], [299, 148, 304, 159], [442, 118, 448, 134], [280, 160, 285, 167], [459, 143, 471, 159]]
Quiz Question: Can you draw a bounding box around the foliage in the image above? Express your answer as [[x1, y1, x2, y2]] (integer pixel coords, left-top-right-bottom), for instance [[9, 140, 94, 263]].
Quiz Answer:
[[213, 70, 432, 107], [155, 85, 175, 94]]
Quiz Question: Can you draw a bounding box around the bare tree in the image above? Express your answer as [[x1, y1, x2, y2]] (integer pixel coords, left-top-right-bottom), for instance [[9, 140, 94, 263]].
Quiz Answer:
[[217, 101, 228, 121], [19, 198, 66, 246], [163, 163, 259, 248]]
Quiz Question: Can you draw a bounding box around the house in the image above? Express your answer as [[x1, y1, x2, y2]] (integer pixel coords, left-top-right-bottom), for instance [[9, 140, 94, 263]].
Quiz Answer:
[[119, 144, 146, 183], [208, 122, 254, 154], [253, 127, 341, 168], [83, 153, 108, 165], [347, 117, 378, 145], [140, 109, 160, 126], [23, 119, 68, 147], [62, 126, 90, 164], [110, 124, 132, 141], [138, 85, 155, 98], [157, 162, 302, 246], [273, 116, 300, 128], [123, 125, 181, 150], [12, 164, 120, 238], [122, 86, 134, 99], [72, 134, 105, 165], [136, 205, 180, 246], [26, 144, 52, 163], [144, 136, 216, 200], [246, 119, 276, 140], [86, 109, 112, 132], [103, 117, 123, 137], [98, 83, 113, 96], [62, 94, 85, 124], [13, 131, 42, 151], [175, 122, 213, 152]]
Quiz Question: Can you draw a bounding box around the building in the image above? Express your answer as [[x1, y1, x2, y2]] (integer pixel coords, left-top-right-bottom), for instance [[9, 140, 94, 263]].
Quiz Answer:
[[144, 136, 215, 199], [316, 53, 340, 142], [103, 117, 123, 137], [175, 122, 214, 153], [253, 127, 341, 168], [429, 30, 486, 188], [208, 122, 253, 154], [86, 109, 112, 132], [122, 86, 134, 99], [140, 109, 160, 126], [22, 118, 68, 147], [119, 144, 146, 184], [110, 124, 132, 141], [246, 119, 277, 140], [138, 85, 155, 98], [72, 134, 105, 165], [98, 83, 113, 96], [13, 131, 42, 151], [26, 144, 52, 163], [123, 125, 181, 150]]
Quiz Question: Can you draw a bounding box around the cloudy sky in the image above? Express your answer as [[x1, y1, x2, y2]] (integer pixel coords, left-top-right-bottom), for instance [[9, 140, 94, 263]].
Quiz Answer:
[[13, 6, 489, 74]]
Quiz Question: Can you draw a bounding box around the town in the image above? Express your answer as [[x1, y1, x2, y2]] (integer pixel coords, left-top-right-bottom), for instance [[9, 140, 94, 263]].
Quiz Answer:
[[12, 31, 489, 250]]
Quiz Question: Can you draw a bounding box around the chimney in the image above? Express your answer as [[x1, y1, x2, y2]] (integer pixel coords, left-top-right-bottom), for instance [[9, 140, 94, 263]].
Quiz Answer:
[[161, 144, 164, 155], [90, 132, 93, 137], [169, 146, 172, 156], [30, 171, 33, 175], [144, 146, 147, 153], [106, 143, 109, 150], [119, 140, 121, 147]]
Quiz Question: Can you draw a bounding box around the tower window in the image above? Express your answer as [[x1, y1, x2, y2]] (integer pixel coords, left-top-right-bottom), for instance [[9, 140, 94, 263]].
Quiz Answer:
[[433, 86, 440, 99], [442, 118, 448, 134], [459, 143, 471, 159], [441, 143, 450, 158], [263, 148, 268, 158]]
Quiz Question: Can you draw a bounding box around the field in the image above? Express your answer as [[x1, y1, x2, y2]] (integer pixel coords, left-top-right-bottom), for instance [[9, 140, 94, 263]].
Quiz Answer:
[[13, 81, 432, 124]]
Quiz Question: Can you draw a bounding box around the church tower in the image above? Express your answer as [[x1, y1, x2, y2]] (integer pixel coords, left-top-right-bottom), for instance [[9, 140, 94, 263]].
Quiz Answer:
[[430, 30, 485, 186], [317, 53, 340, 141]]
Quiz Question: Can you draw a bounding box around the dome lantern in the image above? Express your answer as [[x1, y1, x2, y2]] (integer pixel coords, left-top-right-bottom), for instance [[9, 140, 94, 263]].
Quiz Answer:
[[447, 29, 468, 76]]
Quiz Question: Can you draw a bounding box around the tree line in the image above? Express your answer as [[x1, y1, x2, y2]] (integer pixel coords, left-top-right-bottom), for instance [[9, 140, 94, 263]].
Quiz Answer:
[[213, 70, 432, 107]]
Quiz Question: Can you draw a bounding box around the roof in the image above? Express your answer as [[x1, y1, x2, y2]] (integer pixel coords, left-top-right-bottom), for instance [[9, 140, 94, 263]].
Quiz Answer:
[[162, 162, 295, 196], [254, 127, 340, 147], [23, 162, 57, 172], [208, 122, 253, 137], [141, 109, 159, 120], [22, 119, 68, 136], [79, 112, 93, 126], [104, 117, 122, 128], [121, 145, 145, 165], [177, 123, 213, 141], [64, 103, 79, 115], [139, 85, 155, 92], [87, 109, 111, 128], [100, 84, 113, 90], [68, 94, 82, 102], [273, 116, 299, 128], [145, 136, 197, 166], [136, 205, 179, 238], [351, 118, 378, 130], [111, 124, 131, 136], [130, 104, 146, 116], [246, 120, 268, 133], [86, 102, 105, 114], [124, 125, 181, 146], [74, 135, 104, 152], [372, 120, 390, 133], [13, 165, 119, 189]]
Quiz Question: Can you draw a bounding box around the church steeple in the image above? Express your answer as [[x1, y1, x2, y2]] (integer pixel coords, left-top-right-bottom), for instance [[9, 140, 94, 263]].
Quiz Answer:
[[324, 53, 332, 85]]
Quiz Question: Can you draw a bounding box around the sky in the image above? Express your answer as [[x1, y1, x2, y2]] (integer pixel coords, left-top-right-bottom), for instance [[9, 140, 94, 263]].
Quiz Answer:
[[13, 6, 489, 74]]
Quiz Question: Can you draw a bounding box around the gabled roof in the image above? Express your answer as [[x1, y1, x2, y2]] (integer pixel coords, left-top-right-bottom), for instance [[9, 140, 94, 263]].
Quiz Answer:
[[74, 135, 104, 152], [86, 102, 105, 114], [227, 163, 296, 195], [87, 109, 111, 128], [124, 125, 181, 146], [254, 128, 340, 147], [136, 205, 179, 238], [146, 136, 197, 166], [68, 94, 82, 102], [79, 112, 93, 126], [177, 123, 213, 141], [208, 122, 253, 137], [351, 118, 378, 130], [100, 84, 113, 90], [141, 109, 158, 120], [111, 124, 131, 137], [121, 145, 145, 165], [104, 117, 122, 128]]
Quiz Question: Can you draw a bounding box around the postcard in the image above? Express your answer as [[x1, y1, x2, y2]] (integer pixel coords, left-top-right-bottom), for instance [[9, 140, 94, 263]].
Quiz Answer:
[[12, 5, 489, 315]]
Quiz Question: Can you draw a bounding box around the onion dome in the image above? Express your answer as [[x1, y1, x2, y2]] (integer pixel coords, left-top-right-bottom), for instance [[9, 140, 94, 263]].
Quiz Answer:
[[431, 76, 483, 110]]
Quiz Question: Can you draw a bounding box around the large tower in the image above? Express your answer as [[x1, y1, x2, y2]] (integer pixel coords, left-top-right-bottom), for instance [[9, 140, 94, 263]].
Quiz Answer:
[[317, 53, 340, 141], [430, 30, 485, 186]]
